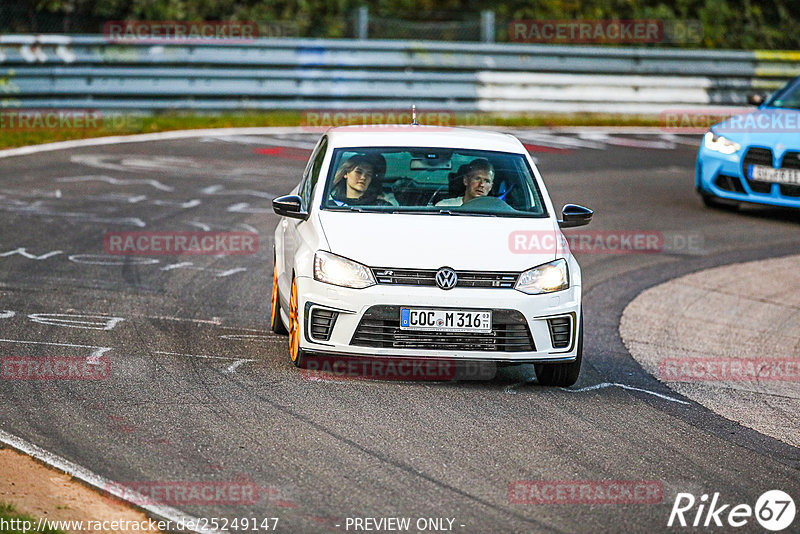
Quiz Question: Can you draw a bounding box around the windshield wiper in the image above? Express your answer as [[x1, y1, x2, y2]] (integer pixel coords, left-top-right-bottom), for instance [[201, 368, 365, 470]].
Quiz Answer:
[[437, 209, 497, 217], [327, 206, 386, 213]]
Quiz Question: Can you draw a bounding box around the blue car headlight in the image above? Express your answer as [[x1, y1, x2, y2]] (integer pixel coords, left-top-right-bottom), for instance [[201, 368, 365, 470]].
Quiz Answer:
[[703, 131, 740, 155]]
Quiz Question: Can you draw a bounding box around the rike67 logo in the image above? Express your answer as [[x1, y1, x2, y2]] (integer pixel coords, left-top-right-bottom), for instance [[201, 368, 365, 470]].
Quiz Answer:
[[668, 490, 795, 531]]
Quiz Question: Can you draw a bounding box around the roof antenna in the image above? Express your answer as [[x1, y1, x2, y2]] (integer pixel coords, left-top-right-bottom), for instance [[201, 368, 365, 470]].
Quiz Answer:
[[411, 104, 419, 126]]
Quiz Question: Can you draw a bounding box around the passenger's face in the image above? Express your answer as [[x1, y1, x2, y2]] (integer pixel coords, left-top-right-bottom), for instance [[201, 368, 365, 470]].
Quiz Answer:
[[463, 169, 493, 200], [345, 164, 375, 197]]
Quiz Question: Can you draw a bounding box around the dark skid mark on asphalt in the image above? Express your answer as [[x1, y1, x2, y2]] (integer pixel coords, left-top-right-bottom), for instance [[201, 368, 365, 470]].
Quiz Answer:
[[121, 255, 146, 288]]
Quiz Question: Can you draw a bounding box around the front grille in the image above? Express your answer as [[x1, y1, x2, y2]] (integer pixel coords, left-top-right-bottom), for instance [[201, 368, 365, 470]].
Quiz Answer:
[[372, 268, 518, 289], [714, 174, 746, 193], [779, 151, 800, 196], [742, 147, 774, 194], [547, 316, 572, 349], [351, 305, 535, 352], [309, 308, 338, 342], [779, 184, 800, 197], [781, 151, 800, 170], [741, 148, 800, 197]]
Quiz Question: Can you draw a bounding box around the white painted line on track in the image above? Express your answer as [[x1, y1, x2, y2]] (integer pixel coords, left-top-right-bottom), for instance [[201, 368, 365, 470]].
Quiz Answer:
[[564, 382, 690, 404], [0, 338, 111, 360], [146, 315, 223, 326], [508, 131, 607, 150], [201, 134, 318, 149], [186, 221, 212, 231], [57, 174, 175, 192], [239, 224, 259, 234], [0, 428, 225, 534], [0, 127, 313, 160], [503, 377, 690, 404], [218, 326, 270, 333], [0, 126, 694, 162], [578, 132, 676, 150], [219, 334, 272, 341], [154, 350, 256, 363], [223, 360, 249, 374]]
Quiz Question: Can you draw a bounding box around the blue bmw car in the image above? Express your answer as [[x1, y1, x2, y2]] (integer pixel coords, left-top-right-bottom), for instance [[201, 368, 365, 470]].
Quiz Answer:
[[696, 76, 800, 209]]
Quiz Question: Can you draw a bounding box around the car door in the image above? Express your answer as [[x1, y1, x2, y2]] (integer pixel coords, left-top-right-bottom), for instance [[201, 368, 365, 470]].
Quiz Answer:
[[282, 135, 328, 285]]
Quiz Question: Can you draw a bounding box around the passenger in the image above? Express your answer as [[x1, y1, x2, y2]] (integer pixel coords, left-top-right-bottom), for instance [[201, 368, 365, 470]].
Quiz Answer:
[[330, 154, 391, 206], [435, 158, 494, 207]]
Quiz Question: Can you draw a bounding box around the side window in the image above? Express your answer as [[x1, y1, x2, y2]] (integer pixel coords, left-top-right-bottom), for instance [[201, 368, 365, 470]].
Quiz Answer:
[[301, 137, 328, 209]]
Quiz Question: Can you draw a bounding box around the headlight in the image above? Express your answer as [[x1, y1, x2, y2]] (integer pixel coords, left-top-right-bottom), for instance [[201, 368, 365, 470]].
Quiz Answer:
[[314, 251, 376, 289], [703, 131, 740, 155], [515, 258, 569, 295]]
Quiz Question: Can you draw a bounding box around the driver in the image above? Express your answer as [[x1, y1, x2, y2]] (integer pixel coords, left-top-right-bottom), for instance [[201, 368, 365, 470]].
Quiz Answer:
[[435, 158, 494, 207]]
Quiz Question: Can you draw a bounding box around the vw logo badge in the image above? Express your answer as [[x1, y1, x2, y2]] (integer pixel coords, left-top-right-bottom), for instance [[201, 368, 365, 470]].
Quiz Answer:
[[435, 267, 458, 290]]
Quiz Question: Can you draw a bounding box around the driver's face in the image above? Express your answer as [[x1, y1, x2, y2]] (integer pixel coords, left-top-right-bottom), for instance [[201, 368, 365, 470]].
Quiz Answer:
[[463, 169, 493, 200]]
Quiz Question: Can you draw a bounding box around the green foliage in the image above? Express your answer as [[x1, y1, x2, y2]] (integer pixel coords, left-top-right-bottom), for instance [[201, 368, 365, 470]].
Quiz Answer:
[[0, 111, 665, 150], [1, 0, 799, 48], [0, 503, 66, 534]]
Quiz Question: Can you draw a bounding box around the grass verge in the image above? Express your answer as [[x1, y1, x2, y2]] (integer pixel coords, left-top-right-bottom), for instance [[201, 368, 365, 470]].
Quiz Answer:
[[0, 111, 665, 150], [0, 503, 66, 534]]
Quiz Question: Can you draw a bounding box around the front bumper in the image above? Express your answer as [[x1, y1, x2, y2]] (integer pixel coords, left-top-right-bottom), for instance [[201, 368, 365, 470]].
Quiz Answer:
[[696, 146, 800, 208], [293, 276, 582, 363]]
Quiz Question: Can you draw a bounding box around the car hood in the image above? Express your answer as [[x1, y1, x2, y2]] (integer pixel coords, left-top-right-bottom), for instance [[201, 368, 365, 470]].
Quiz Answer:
[[712, 108, 800, 150], [317, 211, 559, 271]]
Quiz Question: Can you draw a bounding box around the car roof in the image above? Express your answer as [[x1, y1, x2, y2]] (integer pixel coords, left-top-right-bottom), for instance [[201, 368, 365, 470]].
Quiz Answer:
[[324, 125, 526, 153]]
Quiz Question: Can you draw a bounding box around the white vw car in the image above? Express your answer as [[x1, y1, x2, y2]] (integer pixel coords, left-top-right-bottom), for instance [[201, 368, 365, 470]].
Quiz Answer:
[[271, 125, 592, 386]]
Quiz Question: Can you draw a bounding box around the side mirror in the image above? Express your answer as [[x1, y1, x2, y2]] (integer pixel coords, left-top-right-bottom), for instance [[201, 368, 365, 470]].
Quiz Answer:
[[558, 204, 593, 228], [747, 92, 766, 106], [273, 195, 308, 220]]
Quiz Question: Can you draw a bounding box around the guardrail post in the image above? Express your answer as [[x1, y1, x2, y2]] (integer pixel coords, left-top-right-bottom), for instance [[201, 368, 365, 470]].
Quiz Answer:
[[357, 6, 369, 40], [481, 10, 495, 43]]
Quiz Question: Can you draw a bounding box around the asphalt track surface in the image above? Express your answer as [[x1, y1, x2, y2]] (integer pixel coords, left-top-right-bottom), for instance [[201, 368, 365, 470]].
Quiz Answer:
[[0, 130, 798, 534]]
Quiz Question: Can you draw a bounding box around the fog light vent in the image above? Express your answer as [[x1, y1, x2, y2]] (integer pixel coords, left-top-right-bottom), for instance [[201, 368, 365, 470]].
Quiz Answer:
[[309, 308, 338, 342], [547, 316, 572, 349]]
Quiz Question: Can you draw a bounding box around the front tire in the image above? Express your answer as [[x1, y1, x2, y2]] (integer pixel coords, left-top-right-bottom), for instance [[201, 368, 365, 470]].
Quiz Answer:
[[270, 262, 288, 335], [535, 313, 583, 387], [288, 276, 308, 368]]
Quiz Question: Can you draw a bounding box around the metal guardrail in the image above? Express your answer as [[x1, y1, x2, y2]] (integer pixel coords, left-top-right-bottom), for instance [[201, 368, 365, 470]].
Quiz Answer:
[[0, 35, 798, 113]]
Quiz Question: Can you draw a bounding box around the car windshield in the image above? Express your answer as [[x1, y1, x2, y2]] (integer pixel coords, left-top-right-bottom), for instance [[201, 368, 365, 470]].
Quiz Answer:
[[765, 77, 800, 110], [320, 147, 548, 217]]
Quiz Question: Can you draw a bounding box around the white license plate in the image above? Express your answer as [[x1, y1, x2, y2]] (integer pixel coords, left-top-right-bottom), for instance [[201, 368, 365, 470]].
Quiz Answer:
[[400, 308, 492, 333], [748, 164, 800, 185]]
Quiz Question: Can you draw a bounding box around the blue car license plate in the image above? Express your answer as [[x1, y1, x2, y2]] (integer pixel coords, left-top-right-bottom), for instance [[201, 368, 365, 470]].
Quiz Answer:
[[748, 164, 800, 185]]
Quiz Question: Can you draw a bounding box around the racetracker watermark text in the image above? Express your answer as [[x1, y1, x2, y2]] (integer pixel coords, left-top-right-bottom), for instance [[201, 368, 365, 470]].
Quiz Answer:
[[660, 358, 800, 382], [0, 109, 141, 132], [508, 230, 703, 255], [105, 478, 260, 506], [301, 110, 458, 132], [103, 20, 259, 42], [104, 232, 258, 255], [509, 19, 702, 44], [661, 108, 800, 133], [301, 356, 496, 381], [1, 356, 111, 380], [509, 480, 663, 504]]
